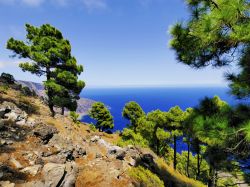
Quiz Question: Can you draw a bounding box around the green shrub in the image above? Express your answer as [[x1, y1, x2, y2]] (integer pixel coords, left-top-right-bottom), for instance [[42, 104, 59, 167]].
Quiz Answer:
[[18, 96, 39, 114], [70, 111, 80, 124], [0, 85, 9, 94], [128, 166, 164, 187], [21, 86, 36, 96], [89, 123, 97, 132], [0, 72, 15, 84], [117, 128, 149, 147]]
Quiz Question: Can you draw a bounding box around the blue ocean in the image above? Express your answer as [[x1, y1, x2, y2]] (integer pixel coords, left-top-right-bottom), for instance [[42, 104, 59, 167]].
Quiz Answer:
[[80, 87, 242, 131], [80, 87, 248, 153]]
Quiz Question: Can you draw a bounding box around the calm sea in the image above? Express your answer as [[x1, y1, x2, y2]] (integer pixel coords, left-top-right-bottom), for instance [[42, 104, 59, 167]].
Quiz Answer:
[[80, 87, 250, 166], [80, 87, 242, 131]]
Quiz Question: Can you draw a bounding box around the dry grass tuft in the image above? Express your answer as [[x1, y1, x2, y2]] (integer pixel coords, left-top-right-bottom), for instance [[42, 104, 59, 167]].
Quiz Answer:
[[156, 158, 206, 187]]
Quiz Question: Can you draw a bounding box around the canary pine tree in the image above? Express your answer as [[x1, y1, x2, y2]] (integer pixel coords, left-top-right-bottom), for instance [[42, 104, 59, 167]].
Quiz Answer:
[[166, 106, 186, 170], [7, 24, 84, 116], [89, 102, 114, 132], [122, 101, 145, 133]]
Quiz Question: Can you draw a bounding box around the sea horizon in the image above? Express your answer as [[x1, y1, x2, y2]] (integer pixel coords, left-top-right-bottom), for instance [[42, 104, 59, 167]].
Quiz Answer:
[[80, 86, 245, 132]]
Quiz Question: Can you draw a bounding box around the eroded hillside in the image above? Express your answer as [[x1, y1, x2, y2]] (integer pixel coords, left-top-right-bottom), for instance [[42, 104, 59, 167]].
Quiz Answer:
[[0, 80, 205, 187]]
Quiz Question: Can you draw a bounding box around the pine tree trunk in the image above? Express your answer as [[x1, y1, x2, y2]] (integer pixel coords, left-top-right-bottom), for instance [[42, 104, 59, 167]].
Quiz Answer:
[[46, 67, 55, 117], [61, 107, 64, 115], [174, 135, 177, 170], [153, 126, 159, 155], [197, 146, 201, 179], [156, 137, 160, 155], [49, 102, 55, 117], [208, 165, 216, 187], [187, 142, 190, 177]]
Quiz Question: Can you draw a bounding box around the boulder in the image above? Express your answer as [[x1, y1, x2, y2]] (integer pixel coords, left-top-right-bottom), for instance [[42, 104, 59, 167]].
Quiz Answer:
[[33, 123, 58, 144], [4, 112, 18, 122], [41, 162, 78, 187], [73, 146, 86, 158], [0, 102, 28, 125], [0, 102, 16, 111], [21, 165, 42, 176], [42, 163, 66, 187], [9, 157, 23, 169], [0, 181, 15, 187], [108, 146, 124, 156], [61, 162, 78, 187], [19, 181, 45, 187], [90, 135, 100, 142], [116, 151, 126, 160]]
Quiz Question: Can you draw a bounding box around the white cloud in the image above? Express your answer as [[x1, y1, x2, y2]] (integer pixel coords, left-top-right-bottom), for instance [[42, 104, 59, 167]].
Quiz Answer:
[[0, 60, 20, 69], [52, 0, 68, 6], [82, 0, 107, 10], [0, 0, 44, 6], [0, 0, 108, 9], [0, 0, 15, 5], [0, 62, 5, 69], [21, 0, 44, 6]]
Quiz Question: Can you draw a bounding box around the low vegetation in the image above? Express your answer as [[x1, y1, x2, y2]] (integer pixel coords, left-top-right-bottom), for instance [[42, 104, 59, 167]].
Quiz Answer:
[[128, 166, 164, 187]]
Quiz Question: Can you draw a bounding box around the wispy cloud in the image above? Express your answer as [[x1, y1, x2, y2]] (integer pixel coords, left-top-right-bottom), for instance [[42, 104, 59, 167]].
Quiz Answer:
[[0, 0, 108, 9], [21, 0, 44, 6], [0, 0, 44, 6], [0, 60, 20, 69], [82, 0, 107, 10], [0, 0, 15, 5]]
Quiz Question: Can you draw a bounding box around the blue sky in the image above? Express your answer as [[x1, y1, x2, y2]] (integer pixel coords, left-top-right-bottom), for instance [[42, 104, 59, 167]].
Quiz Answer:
[[0, 0, 231, 88]]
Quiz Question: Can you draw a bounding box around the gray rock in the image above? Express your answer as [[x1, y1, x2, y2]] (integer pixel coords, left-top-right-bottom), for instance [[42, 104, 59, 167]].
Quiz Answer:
[[73, 147, 86, 158], [33, 123, 58, 144], [61, 162, 78, 187], [21, 165, 42, 176], [4, 112, 18, 122], [0, 109, 5, 118], [116, 150, 126, 160], [42, 163, 66, 187], [98, 138, 110, 148], [19, 181, 45, 187], [0, 101, 16, 111], [108, 146, 123, 155], [43, 155, 66, 164], [128, 158, 136, 166], [90, 135, 100, 142], [16, 119, 26, 126], [0, 181, 15, 187], [10, 157, 23, 169], [96, 153, 102, 158]]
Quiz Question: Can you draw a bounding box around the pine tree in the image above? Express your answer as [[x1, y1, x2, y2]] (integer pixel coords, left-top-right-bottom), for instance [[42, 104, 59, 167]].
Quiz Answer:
[[7, 24, 84, 116], [166, 106, 186, 170], [191, 96, 231, 187], [122, 101, 145, 133], [182, 107, 194, 177], [89, 102, 114, 132], [147, 110, 170, 156]]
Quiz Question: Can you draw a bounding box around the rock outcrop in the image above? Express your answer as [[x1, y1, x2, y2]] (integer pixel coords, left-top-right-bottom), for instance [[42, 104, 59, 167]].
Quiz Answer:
[[0, 99, 159, 187]]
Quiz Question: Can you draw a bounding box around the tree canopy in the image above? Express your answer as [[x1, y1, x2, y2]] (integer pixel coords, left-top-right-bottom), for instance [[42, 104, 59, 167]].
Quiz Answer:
[[89, 102, 114, 132], [170, 0, 250, 98], [122, 101, 145, 132], [7, 24, 85, 116]]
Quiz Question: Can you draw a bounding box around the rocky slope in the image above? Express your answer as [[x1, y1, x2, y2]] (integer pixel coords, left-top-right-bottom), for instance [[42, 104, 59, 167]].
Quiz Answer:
[[0, 85, 156, 187], [0, 79, 206, 187]]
